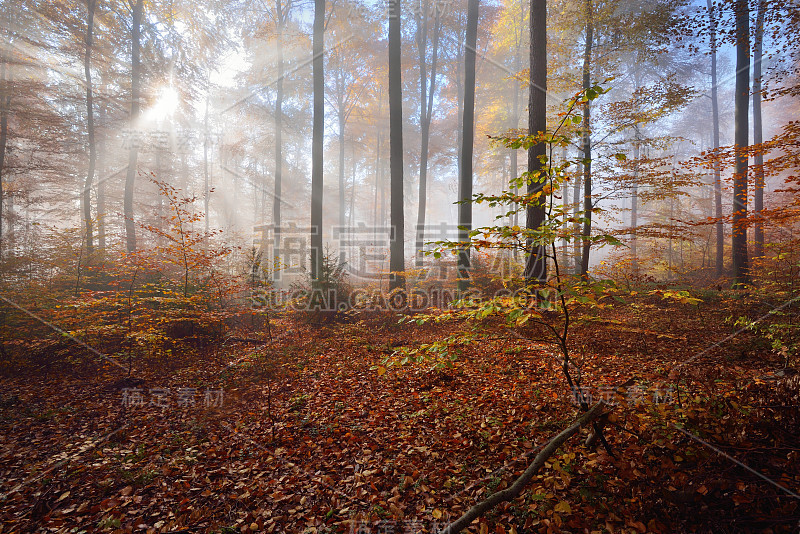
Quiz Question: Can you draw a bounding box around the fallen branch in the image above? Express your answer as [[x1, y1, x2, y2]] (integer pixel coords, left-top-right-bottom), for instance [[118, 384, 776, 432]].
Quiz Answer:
[[442, 402, 607, 534]]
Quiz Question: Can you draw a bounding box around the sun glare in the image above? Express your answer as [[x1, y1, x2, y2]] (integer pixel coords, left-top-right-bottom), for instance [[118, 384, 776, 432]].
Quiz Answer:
[[150, 86, 180, 118]]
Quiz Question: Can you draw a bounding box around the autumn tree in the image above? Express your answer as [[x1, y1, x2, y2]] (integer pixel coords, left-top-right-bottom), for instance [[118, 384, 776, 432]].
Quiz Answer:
[[388, 0, 405, 291], [732, 0, 749, 286], [525, 0, 547, 284], [413, 0, 443, 267], [311, 0, 325, 283], [123, 0, 143, 253]]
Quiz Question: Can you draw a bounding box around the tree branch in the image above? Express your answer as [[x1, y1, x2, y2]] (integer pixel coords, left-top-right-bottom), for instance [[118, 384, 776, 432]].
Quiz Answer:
[[442, 401, 607, 534]]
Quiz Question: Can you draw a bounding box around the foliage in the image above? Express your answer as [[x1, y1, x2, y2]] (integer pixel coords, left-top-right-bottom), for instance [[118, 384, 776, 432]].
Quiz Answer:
[[0, 181, 258, 376], [288, 247, 354, 322]]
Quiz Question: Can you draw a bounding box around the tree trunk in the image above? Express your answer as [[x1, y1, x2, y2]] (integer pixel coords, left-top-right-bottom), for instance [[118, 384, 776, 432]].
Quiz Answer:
[[753, 0, 765, 258], [124, 0, 143, 252], [348, 142, 356, 230], [310, 0, 325, 282], [83, 0, 96, 254], [707, 0, 723, 277], [204, 97, 210, 233], [338, 73, 346, 232], [388, 0, 406, 291], [415, 0, 441, 267], [0, 57, 9, 256], [631, 138, 639, 274], [579, 0, 593, 277], [274, 0, 285, 278], [373, 95, 382, 238], [455, 21, 464, 192], [458, 0, 479, 294], [525, 0, 547, 284], [97, 137, 106, 250], [732, 0, 749, 286], [573, 159, 582, 274]]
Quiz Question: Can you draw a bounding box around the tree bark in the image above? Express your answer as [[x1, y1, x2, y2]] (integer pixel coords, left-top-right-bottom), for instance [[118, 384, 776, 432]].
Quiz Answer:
[[83, 0, 97, 254], [311, 0, 325, 283], [274, 0, 285, 278], [124, 0, 143, 253], [388, 0, 406, 290], [525, 0, 547, 284], [707, 0, 723, 277], [732, 0, 750, 286], [579, 0, 593, 277], [414, 0, 441, 267], [458, 0, 479, 295], [753, 0, 765, 258], [97, 137, 106, 250], [204, 97, 210, 233], [0, 57, 9, 256], [631, 137, 639, 273], [443, 402, 607, 534], [373, 91, 383, 237], [573, 159, 582, 274], [338, 70, 346, 233]]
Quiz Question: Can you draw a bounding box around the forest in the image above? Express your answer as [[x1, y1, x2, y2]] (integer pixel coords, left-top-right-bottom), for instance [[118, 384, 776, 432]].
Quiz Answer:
[[0, 0, 799, 532]]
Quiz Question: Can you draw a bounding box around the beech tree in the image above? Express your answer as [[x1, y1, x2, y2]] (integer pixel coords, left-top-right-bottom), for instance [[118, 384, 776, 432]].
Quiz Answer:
[[732, 0, 749, 286], [388, 0, 405, 290], [311, 0, 325, 282], [414, 0, 442, 267], [707, 0, 723, 276], [83, 0, 97, 254], [525, 0, 547, 284], [124, 0, 143, 253], [457, 0, 479, 293]]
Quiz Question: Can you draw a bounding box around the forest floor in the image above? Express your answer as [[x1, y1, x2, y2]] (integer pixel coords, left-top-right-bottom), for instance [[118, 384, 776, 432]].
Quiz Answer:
[[0, 290, 798, 534]]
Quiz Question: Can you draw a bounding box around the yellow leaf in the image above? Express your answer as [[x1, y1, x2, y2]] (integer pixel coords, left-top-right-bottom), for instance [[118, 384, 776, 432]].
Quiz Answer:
[[553, 501, 571, 514], [432, 509, 443, 520], [377, 366, 386, 376]]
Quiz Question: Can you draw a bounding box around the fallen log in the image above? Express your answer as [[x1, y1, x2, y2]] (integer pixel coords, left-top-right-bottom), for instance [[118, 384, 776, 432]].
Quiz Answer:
[[442, 401, 607, 534]]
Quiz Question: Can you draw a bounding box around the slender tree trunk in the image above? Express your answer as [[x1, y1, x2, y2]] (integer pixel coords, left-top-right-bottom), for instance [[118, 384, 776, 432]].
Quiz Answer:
[[753, 0, 765, 258], [415, 1, 441, 267], [337, 73, 346, 263], [707, 0, 723, 277], [204, 97, 210, 233], [458, 0, 479, 294], [274, 1, 284, 278], [373, 98, 382, 239], [510, 0, 523, 260], [455, 22, 464, 189], [388, 0, 405, 290], [348, 142, 356, 230], [579, 0, 593, 277], [380, 138, 386, 228], [525, 0, 547, 284], [124, 0, 143, 252], [338, 74, 346, 232], [573, 159, 582, 274], [630, 63, 641, 275], [0, 58, 10, 256], [83, 0, 96, 254], [631, 133, 639, 274], [732, 0, 750, 286], [311, 0, 325, 282], [97, 137, 106, 249], [560, 146, 569, 270]]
